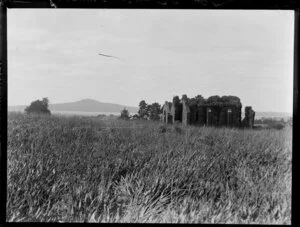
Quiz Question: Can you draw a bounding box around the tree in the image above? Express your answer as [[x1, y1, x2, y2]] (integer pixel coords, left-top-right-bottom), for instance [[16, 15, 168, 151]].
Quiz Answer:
[[206, 95, 222, 105], [194, 95, 206, 105], [221, 96, 242, 107], [42, 97, 49, 105], [25, 97, 51, 115], [182, 94, 188, 102], [120, 108, 130, 120], [172, 96, 180, 106], [138, 100, 149, 119], [148, 102, 161, 121]]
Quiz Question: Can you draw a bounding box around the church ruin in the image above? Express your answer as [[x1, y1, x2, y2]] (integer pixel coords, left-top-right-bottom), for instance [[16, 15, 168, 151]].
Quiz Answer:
[[161, 95, 255, 128]]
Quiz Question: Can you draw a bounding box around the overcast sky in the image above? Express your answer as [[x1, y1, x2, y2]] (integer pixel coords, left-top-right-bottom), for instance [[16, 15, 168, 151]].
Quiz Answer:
[[8, 9, 294, 113]]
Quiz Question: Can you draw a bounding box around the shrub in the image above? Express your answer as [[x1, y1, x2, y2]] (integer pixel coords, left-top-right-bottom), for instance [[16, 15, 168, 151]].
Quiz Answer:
[[25, 97, 51, 115], [120, 108, 130, 120], [273, 123, 285, 130], [158, 125, 167, 133]]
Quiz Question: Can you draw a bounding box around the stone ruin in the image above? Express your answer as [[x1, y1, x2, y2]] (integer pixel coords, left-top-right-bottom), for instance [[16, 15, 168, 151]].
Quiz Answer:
[[242, 106, 255, 129], [162, 101, 173, 124], [161, 94, 255, 128]]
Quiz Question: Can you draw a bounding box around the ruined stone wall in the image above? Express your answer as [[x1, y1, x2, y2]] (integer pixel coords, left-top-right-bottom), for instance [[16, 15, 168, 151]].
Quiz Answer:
[[167, 113, 173, 124], [248, 107, 255, 128], [218, 106, 241, 127], [204, 105, 241, 127], [232, 106, 242, 126], [171, 104, 176, 123], [162, 101, 172, 124], [176, 104, 183, 122], [206, 107, 212, 126], [213, 107, 222, 126], [205, 106, 221, 126], [243, 106, 255, 128], [171, 101, 182, 124], [162, 94, 250, 128], [162, 108, 167, 123], [189, 105, 198, 125], [227, 109, 234, 126], [219, 107, 228, 126], [197, 106, 206, 126]]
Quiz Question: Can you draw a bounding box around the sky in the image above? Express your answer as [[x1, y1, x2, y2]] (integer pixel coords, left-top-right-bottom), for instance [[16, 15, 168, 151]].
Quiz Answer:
[[7, 9, 294, 113]]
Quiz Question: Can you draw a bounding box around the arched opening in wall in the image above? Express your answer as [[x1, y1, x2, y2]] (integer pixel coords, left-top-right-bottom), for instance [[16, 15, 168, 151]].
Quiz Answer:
[[174, 103, 182, 122], [167, 113, 172, 124]]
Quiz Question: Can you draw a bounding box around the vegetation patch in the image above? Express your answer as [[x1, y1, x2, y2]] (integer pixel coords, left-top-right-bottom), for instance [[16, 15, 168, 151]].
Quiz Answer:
[[7, 112, 292, 223]]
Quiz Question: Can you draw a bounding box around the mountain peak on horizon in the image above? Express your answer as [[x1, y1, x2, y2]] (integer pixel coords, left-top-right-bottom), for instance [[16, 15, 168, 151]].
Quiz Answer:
[[77, 98, 100, 103]]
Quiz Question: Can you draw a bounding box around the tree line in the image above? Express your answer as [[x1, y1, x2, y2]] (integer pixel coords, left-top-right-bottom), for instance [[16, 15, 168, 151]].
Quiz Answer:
[[23, 97, 162, 121], [120, 100, 161, 121]]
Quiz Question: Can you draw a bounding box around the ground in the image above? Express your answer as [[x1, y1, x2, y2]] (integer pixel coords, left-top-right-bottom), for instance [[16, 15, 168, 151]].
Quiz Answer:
[[7, 112, 292, 223]]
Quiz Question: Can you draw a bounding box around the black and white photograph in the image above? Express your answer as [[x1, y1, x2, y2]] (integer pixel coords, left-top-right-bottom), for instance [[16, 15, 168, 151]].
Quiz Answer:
[[2, 1, 294, 224]]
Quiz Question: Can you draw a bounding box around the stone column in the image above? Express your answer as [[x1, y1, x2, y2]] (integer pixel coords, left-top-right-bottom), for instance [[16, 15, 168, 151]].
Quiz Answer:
[[244, 106, 255, 128], [182, 99, 190, 126], [171, 102, 176, 124]]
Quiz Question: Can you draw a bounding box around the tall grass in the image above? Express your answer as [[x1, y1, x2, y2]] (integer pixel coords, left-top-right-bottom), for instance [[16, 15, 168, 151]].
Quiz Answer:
[[7, 112, 292, 223]]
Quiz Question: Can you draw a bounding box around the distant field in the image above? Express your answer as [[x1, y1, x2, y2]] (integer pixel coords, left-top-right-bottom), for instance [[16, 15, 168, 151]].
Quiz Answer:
[[7, 110, 121, 116], [8, 109, 292, 120], [7, 112, 292, 223]]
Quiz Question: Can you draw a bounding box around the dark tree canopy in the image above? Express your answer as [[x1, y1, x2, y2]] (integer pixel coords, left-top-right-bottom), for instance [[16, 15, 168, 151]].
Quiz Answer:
[[194, 95, 206, 105], [205, 95, 242, 108], [172, 96, 181, 105], [148, 102, 161, 121], [164, 94, 243, 109], [25, 98, 51, 115], [206, 95, 222, 105], [181, 94, 189, 102], [138, 100, 149, 118], [189, 95, 206, 107], [221, 96, 242, 107]]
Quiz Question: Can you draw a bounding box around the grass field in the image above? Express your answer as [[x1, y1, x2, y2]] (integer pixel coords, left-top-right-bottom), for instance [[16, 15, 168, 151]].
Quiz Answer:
[[7, 112, 292, 223]]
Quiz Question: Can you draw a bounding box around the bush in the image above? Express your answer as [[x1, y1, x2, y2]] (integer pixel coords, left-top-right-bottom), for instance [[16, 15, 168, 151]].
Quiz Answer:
[[273, 123, 285, 130], [255, 118, 288, 130], [25, 98, 51, 115], [120, 108, 130, 120], [157, 125, 167, 133]]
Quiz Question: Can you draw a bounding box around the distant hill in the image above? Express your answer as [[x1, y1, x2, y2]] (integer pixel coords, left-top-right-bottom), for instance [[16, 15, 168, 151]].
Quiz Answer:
[[8, 99, 139, 114]]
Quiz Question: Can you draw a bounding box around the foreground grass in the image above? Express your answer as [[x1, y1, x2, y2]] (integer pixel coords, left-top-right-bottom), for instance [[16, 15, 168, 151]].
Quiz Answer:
[[7, 112, 292, 223]]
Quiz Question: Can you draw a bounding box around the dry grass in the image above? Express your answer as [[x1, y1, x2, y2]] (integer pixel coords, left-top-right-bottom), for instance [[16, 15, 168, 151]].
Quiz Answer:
[[7, 112, 292, 223]]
